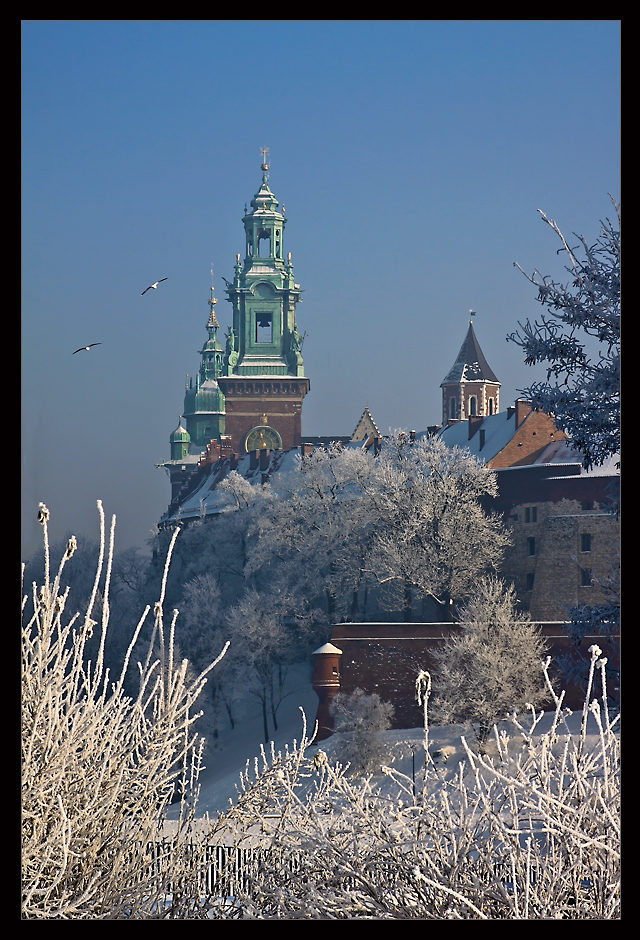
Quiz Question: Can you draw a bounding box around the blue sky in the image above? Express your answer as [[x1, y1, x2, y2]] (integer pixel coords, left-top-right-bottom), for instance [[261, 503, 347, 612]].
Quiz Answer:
[[22, 20, 620, 556]]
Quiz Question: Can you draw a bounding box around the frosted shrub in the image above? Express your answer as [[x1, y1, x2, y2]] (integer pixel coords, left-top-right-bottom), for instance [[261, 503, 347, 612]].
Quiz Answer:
[[21, 502, 228, 919], [430, 578, 550, 746], [329, 688, 395, 776], [219, 649, 619, 919]]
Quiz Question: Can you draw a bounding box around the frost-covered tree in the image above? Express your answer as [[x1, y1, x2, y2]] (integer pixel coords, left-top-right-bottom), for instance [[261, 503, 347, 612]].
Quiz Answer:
[[224, 584, 321, 743], [22, 503, 228, 919], [430, 578, 550, 746], [177, 572, 243, 740], [246, 442, 378, 623], [245, 435, 510, 624], [365, 433, 511, 620], [508, 199, 620, 470], [329, 688, 395, 776]]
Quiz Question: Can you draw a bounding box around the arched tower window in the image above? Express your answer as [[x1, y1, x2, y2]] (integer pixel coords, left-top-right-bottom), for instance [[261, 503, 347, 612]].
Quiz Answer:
[[488, 397, 494, 415], [449, 397, 456, 420], [258, 228, 271, 257], [469, 396, 477, 416]]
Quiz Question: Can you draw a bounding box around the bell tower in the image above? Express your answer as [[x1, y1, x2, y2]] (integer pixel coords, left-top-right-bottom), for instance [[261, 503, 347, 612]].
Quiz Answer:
[[440, 312, 501, 424], [218, 150, 310, 452]]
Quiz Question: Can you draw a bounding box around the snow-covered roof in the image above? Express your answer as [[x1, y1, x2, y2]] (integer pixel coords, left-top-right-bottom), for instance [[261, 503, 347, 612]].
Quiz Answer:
[[160, 437, 378, 526], [426, 410, 517, 464], [160, 425, 619, 527], [418, 414, 620, 477], [441, 322, 500, 386], [312, 643, 343, 655]]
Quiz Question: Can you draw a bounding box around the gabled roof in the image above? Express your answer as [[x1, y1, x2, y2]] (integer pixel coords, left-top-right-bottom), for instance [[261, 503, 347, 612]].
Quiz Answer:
[[441, 321, 500, 386], [351, 406, 381, 442]]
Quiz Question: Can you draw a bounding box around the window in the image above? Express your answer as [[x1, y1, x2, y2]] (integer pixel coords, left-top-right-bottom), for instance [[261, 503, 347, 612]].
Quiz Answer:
[[581, 534, 592, 553], [526, 573, 535, 592], [256, 312, 273, 343], [449, 397, 456, 420], [257, 228, 271, 257], [527, 537, 536, 556], [469, 396, 477, 416], [525, 506, 538, 524], [488, 397, 494, 415], [581, 567, 593, 587]]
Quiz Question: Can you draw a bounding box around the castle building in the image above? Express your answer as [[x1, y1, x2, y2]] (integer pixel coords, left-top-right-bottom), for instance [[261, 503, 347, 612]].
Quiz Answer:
[[155, 186, 619, 730]]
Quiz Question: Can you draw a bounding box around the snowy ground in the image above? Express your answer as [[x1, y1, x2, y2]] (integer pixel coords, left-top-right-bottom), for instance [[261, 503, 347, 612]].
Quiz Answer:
[[165, 663, 612, 823]]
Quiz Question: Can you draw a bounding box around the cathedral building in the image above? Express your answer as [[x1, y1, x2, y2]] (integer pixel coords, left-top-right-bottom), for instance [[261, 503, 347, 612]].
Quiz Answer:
[[158, 155, 309, 504]]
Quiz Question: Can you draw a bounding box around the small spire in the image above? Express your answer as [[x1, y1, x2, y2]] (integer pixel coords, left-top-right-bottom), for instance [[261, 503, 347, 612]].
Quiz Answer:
[[260, 146, 270, 184], [469, 309, 476, 323], [208, 266, 220, 327]]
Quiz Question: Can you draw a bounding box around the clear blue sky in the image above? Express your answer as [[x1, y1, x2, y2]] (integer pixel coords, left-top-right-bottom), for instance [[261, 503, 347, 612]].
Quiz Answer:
[[22, 20, 620, 557]]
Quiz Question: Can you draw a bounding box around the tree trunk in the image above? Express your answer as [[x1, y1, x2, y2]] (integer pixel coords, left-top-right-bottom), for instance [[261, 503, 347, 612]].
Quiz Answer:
[[403, 581, 413, 623]]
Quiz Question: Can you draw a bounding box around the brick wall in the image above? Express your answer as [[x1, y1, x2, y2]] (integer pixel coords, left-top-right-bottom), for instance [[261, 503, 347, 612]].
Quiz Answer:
[[322, 622, 619, 731]]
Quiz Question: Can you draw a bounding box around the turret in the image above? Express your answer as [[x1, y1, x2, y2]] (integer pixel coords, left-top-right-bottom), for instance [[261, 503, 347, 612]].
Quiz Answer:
[[170, 418, 190, 461], [182, 279, 227, 447], [441, 312, 501, 424]]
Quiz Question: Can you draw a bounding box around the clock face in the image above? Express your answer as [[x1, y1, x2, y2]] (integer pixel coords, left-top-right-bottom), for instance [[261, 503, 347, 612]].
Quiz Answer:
[[244, 425, 282, 453]]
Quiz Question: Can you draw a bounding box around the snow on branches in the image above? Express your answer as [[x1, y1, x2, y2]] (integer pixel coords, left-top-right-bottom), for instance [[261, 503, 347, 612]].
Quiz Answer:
[[219, 648, 619, 920], [430, 578, 550, 746], [21, 503, 228, 919], [509, 199, 620, 470]]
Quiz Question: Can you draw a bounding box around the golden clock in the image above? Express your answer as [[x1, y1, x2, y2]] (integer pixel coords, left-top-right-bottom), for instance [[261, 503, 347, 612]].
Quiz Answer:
[[244, 425, 282, 452]]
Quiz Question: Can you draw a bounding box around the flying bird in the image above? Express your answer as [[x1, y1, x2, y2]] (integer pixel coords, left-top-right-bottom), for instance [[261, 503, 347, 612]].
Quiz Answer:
[[141, 278, 168, 295], [73, 343, 102, 354]]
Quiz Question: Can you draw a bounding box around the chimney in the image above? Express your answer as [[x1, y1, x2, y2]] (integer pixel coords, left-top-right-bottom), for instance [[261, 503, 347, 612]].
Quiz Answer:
[[468, 415, 483, 440], [515, 399, 532, 428], [219, 435, 234, 459], [249, 449, 259, 470], [259, 448, 270, 471], [205, 440, 220, 464], [301, 442, 314, 457]]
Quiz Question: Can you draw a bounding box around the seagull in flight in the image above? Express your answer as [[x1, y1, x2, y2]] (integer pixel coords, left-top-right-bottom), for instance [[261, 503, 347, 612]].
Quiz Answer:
[[73, 343, 102, 355], [141, 278, 168, 295]]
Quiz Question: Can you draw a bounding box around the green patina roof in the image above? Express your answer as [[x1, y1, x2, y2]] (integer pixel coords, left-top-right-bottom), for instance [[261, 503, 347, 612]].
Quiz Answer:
[[170, 421, 190, 443]]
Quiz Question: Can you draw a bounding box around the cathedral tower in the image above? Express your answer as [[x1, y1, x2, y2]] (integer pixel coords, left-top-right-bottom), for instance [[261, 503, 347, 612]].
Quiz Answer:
[[182, 283, 226, 448], [217, 151, 310, 452], [440, 313, 501, 424]]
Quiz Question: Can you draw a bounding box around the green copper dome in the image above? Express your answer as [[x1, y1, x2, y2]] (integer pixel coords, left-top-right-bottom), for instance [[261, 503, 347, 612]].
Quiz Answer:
[[170, 419, 191, 461], [170, 420, 190, 443]]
